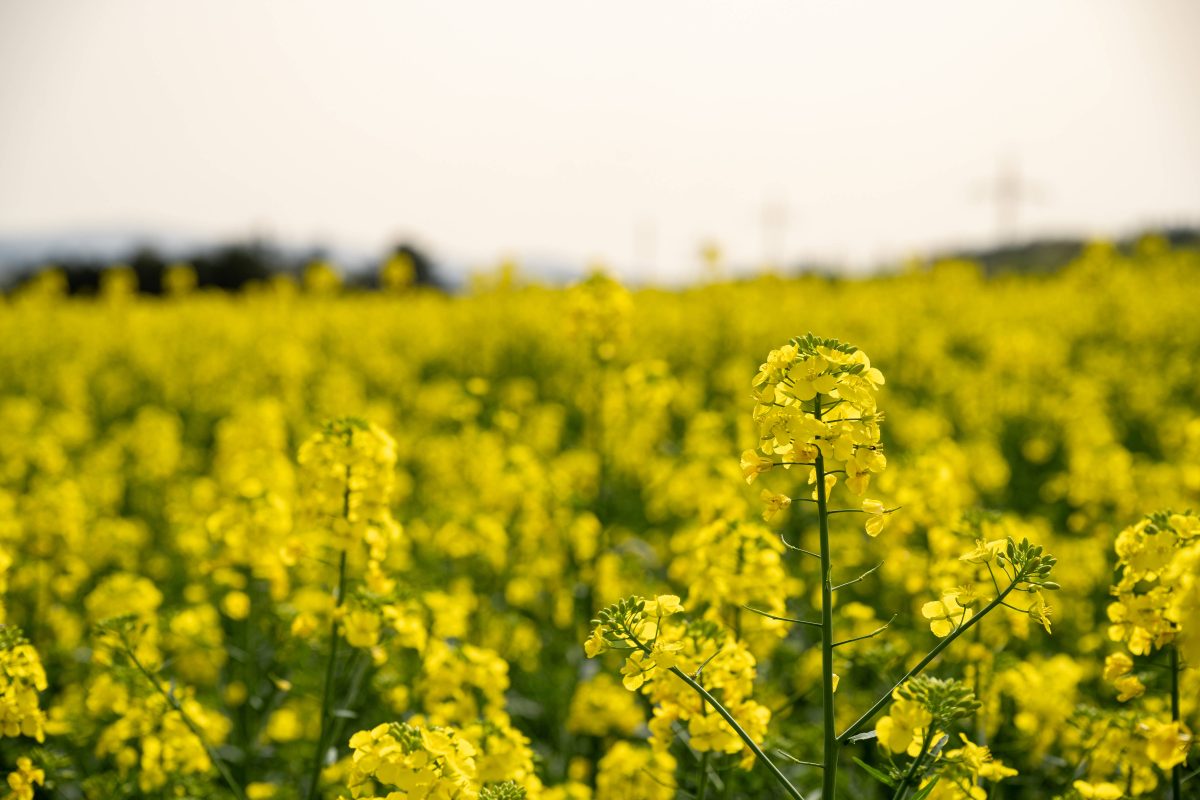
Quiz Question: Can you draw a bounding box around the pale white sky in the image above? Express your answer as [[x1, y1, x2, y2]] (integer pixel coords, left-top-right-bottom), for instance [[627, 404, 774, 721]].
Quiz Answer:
[[1, 0, 1198, 281]]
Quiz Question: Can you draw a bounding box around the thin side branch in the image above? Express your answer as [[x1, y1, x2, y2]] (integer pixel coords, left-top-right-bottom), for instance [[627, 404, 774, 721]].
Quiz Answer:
[[742, 604, 823, 629], [775, 750, 823, 769], [692, 648, 722, 679], [779, 534, 820, 559], [833, 615, 897, 648], [828, 505, 901, 516], [833, 561, 884, 592]]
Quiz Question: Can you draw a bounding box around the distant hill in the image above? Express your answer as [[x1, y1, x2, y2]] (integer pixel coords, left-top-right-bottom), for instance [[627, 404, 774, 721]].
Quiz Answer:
[[929, 227, 1200, 276]]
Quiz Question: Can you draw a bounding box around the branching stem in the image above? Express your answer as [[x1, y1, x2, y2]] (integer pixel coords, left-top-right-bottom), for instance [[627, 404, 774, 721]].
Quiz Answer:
[[668, 666, 805, 800], [122, 637, 247, 800], [838, 578, 1019, 743]]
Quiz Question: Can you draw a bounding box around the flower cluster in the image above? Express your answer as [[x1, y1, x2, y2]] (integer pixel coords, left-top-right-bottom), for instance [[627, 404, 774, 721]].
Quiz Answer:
[[921, 537, 1059, 638], [595, 741, 676, 800], [1095, 510, 1197, 787], [1069, 707, 1193, 796], [346, 721, 516, 800], [92, 683, 231, 793], [666, 519, 798, 648], [585, 595, 686, 690], [296, 417, 401, 562], [585, 596, 771, 766], [0, 626, 47, 742], [1107, 511, 1199, 661], [921, 735, 1018, 800], [563, 270, 632, 362], [644, 622, 770, 765], [565, 674, 643, 738], [748, 333, 886, 498], [875, 677, 1017, 799], [876, 676, 981, 756], [204, 399, 296, 596]]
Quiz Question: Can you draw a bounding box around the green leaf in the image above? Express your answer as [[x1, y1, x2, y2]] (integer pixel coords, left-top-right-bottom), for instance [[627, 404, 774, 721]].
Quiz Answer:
[[852, 757, 896, 788]]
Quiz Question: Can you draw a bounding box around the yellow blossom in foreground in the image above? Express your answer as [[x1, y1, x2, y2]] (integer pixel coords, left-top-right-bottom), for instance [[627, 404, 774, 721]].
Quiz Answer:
[[922, 591, 972, 638], [875, 691, 933, 755]]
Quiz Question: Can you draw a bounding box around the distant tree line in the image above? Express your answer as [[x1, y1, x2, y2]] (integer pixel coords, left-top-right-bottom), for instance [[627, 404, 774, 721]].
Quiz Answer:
[[3, 227, 1197, 295], [3, 240, 443, 295]]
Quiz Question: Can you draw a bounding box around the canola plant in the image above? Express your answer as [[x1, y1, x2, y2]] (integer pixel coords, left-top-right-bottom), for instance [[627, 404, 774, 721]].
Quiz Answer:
[[0, 239, 1197, 799]]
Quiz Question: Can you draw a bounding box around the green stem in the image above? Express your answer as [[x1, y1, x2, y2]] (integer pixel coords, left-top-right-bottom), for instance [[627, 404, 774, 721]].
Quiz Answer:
[[237, 571, 252, 786], [972, 623, 986, 750], [891, 726, 935, 800], [124, 640, 247, 800], [306, 548, 348, 800], [698, 751, 711, 800], [327, 648, 375, 756], [668, 666, 805, 800], [306, 467, 355, 800], [1170, 645, 1182, 800], [838, 579, 1017, 744], [814, 395, 839, 800]]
